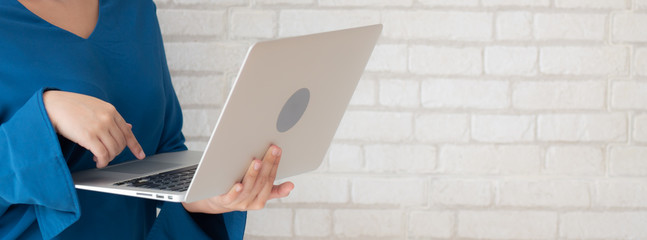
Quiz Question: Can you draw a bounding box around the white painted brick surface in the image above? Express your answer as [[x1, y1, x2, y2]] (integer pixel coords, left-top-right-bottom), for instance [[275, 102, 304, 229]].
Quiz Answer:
[[597, 181, 647, 208], [383, 11, 492, 41], [472, 115, 535, 143], [440, 145, 542, 175], [538, 114, 627, 142], [160, 2, 647, 239], [157, 9, 225, 36], [496, 12, 532, 40], [635, 48, 647, 76], [613, 13, 647, 42], [294, 209, 331, 237], [335, 111, 412, 142], [364, 144, 436, 173], [513, 81, 606, 110], [421, 79, 509, 109], [485, 46, 537, 76], [333, 210, 402, 237], [458, 211, 557, 239], [230, 9, 276, 38], [611, 81, 647, 109], [430, 179, 491, 206], [415, 113, 470, 143], [245, 208, 293, 237], [410, 46, 482, 76], [498, 180, 590, 207], [545, 146, 605, 175], [327, 143, 363, 172], [610, 146, 647, 176], [351, 177, 426, 206], [560, 212, 647, 239], [379, 79, 419, 107], [555, 0, 627, 9], [535, 13, 606, 41], [540, 46, 629, 75], [408, 211, 454, 238], [281, 175, 349, 203], [278, 10, 379, 37], [365, 44, 407, 73], [635, 114, 647, 142]]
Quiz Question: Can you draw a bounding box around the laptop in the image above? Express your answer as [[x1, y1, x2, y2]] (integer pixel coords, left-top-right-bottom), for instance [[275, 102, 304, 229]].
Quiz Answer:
[[72, 24, 383, 203]]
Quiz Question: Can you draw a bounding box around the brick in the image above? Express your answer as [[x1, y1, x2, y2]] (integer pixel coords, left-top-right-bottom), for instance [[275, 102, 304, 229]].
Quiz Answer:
[[483, 0, 549, 7], [295, 209, 331, 237], [440, 145, 541, 175], [164, 42, 249, 72], [181, 109, 221, 137], [611, 81, 647, 109], [421, 79, 509, 109], [379, 79, 419, 107], [545, 146, 605, 175], [352, 177, 426, 206], [538, 114, 627, 142], [254, 0, 314, 5], [333, 210, 402, 237], [184, 141, 207, 151], [560, 212, 647, 239], [335, 111, 412, 142], [430, 179, 491, 206], [172, 75, 227, 106], [365, 44, 407, 73], [610, 146, 647, 176], [383, 11, 492, 41], [408, 211, 454, 238], [498, 180, 590, 207], [327, 143, 363, 172], [484, 46, 537, 76], [318, 0, 412, 7], [410, 46, 482, 75], [635, 48, 647, 76], [635, 114, 647, 142], [157, 9, 225, 36], [281, 175, 349, 203], [364, 144, 436, 173], [278, 10, 380, 37], [173, 0, 245, 6], [472, 115, 535, 143], [230, 9, 276, 38], [540, 46, 628, 75], [638, 0, 647, 9], [415, 113, 470, 143], [349, 79, 376, 106], [513, 81, 606, 110], [458, 211, 557, 239], [555, 0, 627, 9], [245, 208, 293, 237], [496, 11, 532, 40], [535, 13, 606, 41], [418, 0, 478, 6], [613, 13, 647, 42], [597, 181, 647, 208]]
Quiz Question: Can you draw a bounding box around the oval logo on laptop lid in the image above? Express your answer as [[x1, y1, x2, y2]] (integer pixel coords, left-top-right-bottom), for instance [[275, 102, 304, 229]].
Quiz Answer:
[[277, 88, 310, 132]]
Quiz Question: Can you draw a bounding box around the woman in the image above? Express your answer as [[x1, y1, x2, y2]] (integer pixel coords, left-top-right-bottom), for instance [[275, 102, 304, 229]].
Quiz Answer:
[[0, 0, 294, 239]]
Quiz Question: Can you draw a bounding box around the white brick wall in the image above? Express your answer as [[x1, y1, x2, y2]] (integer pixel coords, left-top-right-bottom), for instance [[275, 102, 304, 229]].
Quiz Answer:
[[158, 1, 647, 239]]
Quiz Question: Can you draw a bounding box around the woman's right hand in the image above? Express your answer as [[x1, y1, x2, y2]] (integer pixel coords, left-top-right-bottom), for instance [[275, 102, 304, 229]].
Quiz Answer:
[[43, 90, 145, 168]]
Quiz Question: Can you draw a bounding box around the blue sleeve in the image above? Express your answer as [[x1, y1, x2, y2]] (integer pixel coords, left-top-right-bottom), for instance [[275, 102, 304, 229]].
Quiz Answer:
[[0, 89, 81, 240]]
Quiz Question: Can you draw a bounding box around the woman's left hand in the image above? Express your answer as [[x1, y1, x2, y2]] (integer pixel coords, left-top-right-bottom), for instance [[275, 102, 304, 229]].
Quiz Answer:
[[181, 145, 294, 214]]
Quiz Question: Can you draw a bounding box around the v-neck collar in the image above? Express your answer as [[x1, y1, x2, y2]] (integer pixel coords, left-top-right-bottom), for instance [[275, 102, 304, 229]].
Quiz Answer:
[[14, 0, 103, 41]]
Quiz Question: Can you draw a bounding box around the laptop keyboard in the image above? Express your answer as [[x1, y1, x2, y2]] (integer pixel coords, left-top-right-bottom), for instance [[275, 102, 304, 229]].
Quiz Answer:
[[113, 165, 197, 192]]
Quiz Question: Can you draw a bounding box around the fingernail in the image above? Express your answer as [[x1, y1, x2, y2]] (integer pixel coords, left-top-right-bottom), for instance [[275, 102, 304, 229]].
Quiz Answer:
[[254, 162, 261, 171], [235, 185, 242, 192], [138, 151, 146, 159], [272, 147, 281, 157]]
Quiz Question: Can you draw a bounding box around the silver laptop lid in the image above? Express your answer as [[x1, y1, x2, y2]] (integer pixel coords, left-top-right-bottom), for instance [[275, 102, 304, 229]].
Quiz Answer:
[[185, 24, 382, 202]]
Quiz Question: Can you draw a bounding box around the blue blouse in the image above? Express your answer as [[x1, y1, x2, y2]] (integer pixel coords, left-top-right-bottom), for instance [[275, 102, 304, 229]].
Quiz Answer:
[[0, 0, 245, 239]]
